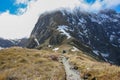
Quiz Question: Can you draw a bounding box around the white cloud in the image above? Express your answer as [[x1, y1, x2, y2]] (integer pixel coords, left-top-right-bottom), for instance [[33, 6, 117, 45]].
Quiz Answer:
[[15, 0, 30, 5], [0, 0, 120, 39], [90, 0, 103, 11], [90, 0, 120, 11], [17, 8, 27, 15], [0, 0, 81, 39], [0, 11, 36, 39], [103, 0, 120, 8]]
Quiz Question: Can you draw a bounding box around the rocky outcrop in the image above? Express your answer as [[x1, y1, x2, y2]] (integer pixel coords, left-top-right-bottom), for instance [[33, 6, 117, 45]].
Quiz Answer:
[[27, 9, 120, 65]]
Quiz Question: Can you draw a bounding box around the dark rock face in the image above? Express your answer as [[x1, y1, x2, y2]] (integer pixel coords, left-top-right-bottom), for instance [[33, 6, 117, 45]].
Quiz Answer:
[[0, 38, 28, 48], [27, 11, 68, 48], [27, 9, 120, 65]]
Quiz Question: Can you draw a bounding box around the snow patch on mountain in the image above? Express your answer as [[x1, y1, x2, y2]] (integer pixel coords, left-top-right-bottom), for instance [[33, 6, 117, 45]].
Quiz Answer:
[[101, 53, 109, 57], [71, 46, 79, 52], [61, 11, 65, 16], [93, 50, 109, 57], [57, 25, 71, 39], [93, 50, 99, 55], [112, 44, 118, 47], [113, 19, 118, 22], [100, 14, 109, 19], [9, 39, 21, 45], [53, 47, 59, 52], [34, 38, 40, 46], [79, 18, 86, 23], [110, 35, 115, 42]]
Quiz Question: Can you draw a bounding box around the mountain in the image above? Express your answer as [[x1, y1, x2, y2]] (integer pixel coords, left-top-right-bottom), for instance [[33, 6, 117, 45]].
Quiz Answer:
[[27, 9, 120, 65], [0, 38, 28, 48]]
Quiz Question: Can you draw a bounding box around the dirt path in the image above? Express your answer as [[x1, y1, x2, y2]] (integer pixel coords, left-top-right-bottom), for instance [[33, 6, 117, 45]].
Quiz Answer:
[[61, 56, 81, 80]]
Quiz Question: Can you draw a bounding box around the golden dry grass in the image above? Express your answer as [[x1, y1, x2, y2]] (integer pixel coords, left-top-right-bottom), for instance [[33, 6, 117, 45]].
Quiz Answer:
[[66, 52, 120, 80], [42, 43, 120, 80], [0, 46, 120, 80], [0, 47, 65, 80]]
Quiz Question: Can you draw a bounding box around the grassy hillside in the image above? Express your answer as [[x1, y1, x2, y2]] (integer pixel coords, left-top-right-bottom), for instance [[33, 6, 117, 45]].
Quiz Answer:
[[64, 51, 120, 80], [0, 47, 65, 80], [0, 47, 120, 80]]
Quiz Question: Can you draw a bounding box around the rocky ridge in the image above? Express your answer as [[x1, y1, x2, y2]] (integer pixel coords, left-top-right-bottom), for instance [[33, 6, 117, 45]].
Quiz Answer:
[[27, 9, 120, 65]]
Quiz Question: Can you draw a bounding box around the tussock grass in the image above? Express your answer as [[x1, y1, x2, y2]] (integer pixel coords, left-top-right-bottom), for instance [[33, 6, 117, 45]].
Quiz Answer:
[[1, 46, 120, 80], [66, 52, 120, 80], [0, 47, 65, 80]]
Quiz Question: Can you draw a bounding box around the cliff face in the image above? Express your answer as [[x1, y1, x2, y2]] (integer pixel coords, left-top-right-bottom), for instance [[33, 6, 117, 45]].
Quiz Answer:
[[27, 9, 120, 65]]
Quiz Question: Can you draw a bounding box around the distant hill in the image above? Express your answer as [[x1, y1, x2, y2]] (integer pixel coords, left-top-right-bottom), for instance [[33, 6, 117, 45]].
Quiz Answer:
[[0, 38, 28, 48]]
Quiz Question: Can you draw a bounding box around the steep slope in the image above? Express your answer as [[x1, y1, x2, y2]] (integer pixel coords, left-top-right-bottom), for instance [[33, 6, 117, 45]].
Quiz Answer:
[[27, 9, 120, 65]]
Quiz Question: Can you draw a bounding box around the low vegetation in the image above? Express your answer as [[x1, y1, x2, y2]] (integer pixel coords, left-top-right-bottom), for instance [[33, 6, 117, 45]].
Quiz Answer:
[[0, 47, 65, 80], [0, 46, 120, 80], [65, 51, 120, 80]]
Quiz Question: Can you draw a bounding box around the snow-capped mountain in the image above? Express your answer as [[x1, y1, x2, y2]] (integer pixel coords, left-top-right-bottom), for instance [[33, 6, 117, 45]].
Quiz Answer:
[[27, 9, 120, 65], [0, 38, 28, 48]]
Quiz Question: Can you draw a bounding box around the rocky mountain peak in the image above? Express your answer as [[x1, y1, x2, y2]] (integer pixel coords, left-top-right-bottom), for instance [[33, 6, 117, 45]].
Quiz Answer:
[[27, 9, 120, 65]]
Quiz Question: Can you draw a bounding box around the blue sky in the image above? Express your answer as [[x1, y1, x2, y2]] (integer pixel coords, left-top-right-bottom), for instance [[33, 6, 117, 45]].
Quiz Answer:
[[85, 0, 96, 4], [0, 0, 120, 39], [0, 0, 120, 15], [0, 0, 27, 15], [113, 5, 120, 12], [85, 0, 120, 12]]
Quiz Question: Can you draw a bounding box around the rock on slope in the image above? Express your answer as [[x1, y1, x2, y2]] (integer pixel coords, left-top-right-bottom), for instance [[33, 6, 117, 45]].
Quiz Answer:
[[27, 9, 120, 65]]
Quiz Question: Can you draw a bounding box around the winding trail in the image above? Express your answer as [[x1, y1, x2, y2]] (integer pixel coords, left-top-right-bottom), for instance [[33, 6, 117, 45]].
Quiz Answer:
[[61, 56, 81, 80]]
